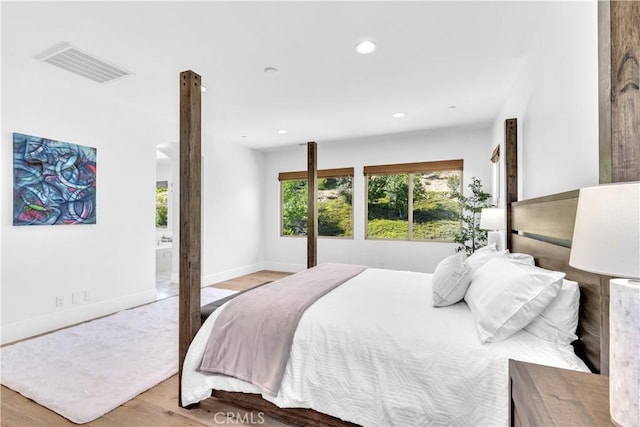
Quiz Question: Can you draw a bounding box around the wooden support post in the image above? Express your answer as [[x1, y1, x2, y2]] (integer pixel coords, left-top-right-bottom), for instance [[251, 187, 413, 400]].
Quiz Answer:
[[505, 118, 518, 252], [307, 141, 318, 269], [598, 0, 612, 184], [599, 0, 640, 183], [597, 0, 639, 374], [178, 70, 202, 405]]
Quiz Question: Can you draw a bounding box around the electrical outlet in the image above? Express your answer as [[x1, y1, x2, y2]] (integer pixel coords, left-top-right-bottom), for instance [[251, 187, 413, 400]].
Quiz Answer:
[[55, 296, 64, 307]]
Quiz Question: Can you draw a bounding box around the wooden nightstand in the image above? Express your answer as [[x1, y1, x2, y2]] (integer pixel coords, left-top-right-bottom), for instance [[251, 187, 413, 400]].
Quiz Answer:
[[508, 359, 614, 427]]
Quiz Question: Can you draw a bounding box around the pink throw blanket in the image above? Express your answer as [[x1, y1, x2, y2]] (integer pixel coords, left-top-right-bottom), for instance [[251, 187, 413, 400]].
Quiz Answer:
[[199, 263, 367, 395]]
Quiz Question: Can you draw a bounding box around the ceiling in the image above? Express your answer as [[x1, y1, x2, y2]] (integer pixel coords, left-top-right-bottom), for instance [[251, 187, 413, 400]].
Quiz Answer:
[[2, 1, 550, 151]]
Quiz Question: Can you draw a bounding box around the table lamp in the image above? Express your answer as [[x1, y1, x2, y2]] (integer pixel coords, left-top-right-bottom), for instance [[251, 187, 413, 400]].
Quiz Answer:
[[480, 207, 505, 251], [569, 181, 639, 427]]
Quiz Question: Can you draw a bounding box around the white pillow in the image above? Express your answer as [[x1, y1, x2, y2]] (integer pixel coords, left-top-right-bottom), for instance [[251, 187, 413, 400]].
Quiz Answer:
[[432, 252, 472, 307], [464, 257, 565, 343], [502, 252, 535, 266], [464, 243, 507, 275], [524, 279, 580, 345]]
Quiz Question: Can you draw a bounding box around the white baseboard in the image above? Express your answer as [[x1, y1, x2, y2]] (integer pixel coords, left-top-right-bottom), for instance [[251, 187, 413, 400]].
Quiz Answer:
[[1, 288, 157, 346], [262, 262, 305, 273]]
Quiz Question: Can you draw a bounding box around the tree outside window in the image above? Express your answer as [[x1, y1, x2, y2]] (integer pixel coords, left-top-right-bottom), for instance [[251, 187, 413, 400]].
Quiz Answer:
[[280, 171, 353, 238], [282, 179, 307, 236], [156, 181, 168, 228], [365, 161, 462, 241]]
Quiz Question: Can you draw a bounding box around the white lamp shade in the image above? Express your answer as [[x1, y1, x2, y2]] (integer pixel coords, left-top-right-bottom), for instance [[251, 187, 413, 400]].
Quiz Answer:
[[569, 182, 640, 279], [479, 208, 504, 231]]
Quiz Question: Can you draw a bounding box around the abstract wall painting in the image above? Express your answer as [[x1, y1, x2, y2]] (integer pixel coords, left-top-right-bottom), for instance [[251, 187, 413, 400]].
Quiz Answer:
[[13, 132, 97, 226]]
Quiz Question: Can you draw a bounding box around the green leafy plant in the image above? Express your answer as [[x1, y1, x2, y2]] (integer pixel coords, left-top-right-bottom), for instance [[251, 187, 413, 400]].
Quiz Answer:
[[367, 174, 411, 220], [156, 186, 168, 228], [450, 177, 492, 255], [282, 179, 308, 235], [282, 178, 354, 237]]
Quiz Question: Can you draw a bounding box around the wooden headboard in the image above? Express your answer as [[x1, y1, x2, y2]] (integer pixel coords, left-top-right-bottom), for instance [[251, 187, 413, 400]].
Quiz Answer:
[[509, 191, 609, 374]]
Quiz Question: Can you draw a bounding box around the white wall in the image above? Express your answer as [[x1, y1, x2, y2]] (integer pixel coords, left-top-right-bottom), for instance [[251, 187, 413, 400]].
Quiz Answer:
[[262, 126, 493, 274], [492, 1, 599, 201], [200, 139, 265, 285], [165, 138, 265, 286], [1, 59, 168, 344], [1, 45, 266, 346], [156, 158, 172, 183]]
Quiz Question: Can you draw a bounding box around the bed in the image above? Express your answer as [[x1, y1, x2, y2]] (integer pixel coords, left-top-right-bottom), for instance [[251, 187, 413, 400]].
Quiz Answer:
[[176, 106, 609, 426], [182, 264, 592, 426]]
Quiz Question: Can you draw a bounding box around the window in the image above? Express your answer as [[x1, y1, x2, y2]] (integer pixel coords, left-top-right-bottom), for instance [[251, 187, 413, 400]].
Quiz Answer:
[[279, 168, 354, 238], [156, 181, 168, 228], [364, 160, 463, 241]]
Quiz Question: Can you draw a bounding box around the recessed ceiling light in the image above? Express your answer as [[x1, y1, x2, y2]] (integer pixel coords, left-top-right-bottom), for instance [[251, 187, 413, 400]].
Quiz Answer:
[[448, 105, 457, 109], [277, 129, 288, 134], [264, 67, 279, 75], [355, 40, 376, 54], [241, 135, 247, 138], [201, 85, 207, 93], [392, 112, 406, 118]]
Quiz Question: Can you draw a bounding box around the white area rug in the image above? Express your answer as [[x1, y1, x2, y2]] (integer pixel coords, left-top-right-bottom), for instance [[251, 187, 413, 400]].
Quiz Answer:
[[0, 287, 236, 424]]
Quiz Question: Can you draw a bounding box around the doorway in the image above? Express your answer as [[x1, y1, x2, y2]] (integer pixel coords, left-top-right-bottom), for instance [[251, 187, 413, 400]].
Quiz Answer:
[[155, 143, 178, 299]]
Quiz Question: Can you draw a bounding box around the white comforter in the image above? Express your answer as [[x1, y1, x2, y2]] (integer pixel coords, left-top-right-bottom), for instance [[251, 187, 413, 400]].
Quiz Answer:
[[182, 268, 589, 426]]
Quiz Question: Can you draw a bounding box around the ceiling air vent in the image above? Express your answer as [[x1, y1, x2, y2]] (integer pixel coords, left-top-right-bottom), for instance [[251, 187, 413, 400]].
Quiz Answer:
[[35, 42, 132, 84]]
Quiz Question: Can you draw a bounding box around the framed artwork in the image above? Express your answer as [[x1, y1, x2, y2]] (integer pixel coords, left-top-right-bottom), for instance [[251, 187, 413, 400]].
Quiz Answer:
[[13, 132, 97, 226]]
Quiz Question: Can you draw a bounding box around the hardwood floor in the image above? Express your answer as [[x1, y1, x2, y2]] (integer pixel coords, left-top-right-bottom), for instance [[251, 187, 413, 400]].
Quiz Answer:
[[1, 270, 293, 427]]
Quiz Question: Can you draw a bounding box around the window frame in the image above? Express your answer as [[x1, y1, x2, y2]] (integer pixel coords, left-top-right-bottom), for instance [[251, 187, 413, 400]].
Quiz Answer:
[[363, 159, 463, 242], [279, 167, 355, 239]]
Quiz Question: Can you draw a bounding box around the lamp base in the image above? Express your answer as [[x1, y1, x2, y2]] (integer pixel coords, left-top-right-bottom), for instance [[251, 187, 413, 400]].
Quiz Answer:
[[486, 230, 504, 252], [610, 278, 640, 427]]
